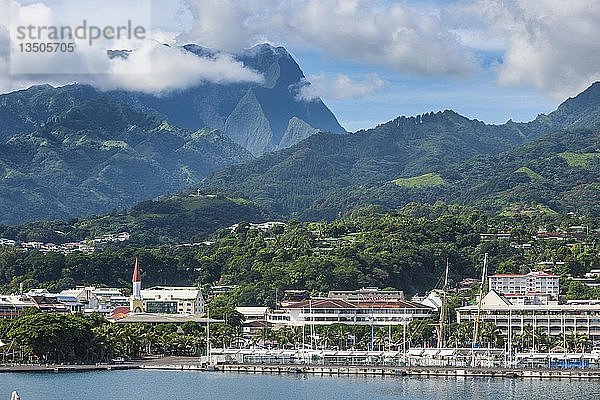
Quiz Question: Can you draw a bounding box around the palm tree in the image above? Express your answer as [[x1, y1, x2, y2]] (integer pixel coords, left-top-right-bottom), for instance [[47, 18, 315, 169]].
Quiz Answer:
[[568, 332, 591, 353], [408, 319, 435, 348], [533, 327, 550, 352], [448, 321, 473, 348], [316, 326, 337, 350], [515, 324, 534, 352], [479, 322, 503, 348]]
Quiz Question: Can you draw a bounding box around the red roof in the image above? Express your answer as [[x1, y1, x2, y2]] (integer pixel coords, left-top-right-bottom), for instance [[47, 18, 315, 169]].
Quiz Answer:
[[111, 306, 131, 319], [132, 257, 141, 282]]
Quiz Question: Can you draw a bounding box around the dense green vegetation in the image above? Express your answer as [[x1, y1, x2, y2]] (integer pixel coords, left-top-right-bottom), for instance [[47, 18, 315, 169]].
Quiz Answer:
[[1, 204, 599, 303], [392, 173, 445, 188], [0, 96, 254, 224], [0, 193, 270, 246], [0, 311, 211, 363]]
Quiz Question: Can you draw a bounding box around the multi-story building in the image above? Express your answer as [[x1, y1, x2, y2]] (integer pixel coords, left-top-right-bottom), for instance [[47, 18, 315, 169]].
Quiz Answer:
[[488, 271, 559, 304], [269, 295, 432, 327], [140, 287, 204, 315], [0, 295, 35, 318], [456, 291, 600, 342], [125, 258, 204, 315]]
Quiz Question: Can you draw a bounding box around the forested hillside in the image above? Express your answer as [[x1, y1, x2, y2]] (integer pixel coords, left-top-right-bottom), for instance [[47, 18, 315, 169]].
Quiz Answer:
[[2, 204, 598, 303], [201, 83, 600, 219]]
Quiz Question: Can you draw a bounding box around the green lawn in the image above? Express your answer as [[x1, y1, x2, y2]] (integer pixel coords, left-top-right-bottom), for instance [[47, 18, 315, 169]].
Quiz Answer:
[[391, 173, 445, 188], [514, 166, 544, 180], [558, 152, 600, 167]]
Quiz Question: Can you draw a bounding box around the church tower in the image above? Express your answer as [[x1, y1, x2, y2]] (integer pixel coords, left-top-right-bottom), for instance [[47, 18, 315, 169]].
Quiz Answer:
[[130, 257, 144, 313]]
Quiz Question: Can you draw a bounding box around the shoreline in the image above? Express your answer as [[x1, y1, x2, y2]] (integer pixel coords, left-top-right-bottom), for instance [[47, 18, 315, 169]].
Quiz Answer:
[[3, 358, 600, 380], [0, 364, 138, 373], [141, 363, 600, 379]]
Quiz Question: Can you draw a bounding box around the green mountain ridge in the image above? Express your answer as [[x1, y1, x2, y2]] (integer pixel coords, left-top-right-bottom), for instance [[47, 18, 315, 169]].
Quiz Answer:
[[200, 82, 600, 218], [0, 97, 253, 224]]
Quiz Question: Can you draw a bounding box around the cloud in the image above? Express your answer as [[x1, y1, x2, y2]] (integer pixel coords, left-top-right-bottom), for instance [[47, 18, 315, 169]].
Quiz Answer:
[[1, 0, 598, 100], [445, 0, 600, 98], [297, 73, 386, 101], [181, 0, 477, 77], [0, 0, 263, 94], [179, 0, 599, 99], [497, 0, 600, 98], [94, 44, 263, 94]]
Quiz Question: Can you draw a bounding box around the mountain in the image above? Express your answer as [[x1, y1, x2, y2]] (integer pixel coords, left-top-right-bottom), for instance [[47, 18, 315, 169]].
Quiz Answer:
[[0, 44, 345, 156], [0, 84, 101, 141], [200, 82, 600, 218], [0, 43, 346, 223], [116, 43, 346, 155], [447, 129, 600, 215], [0, 96, 253, 223]]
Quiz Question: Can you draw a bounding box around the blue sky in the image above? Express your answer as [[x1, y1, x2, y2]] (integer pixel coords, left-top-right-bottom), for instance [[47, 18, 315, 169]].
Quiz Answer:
[[1, 0, 598, 132], [292, 47, 557, 131]]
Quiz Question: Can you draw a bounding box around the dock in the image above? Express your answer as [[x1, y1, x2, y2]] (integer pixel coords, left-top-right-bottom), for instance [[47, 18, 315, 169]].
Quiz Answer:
[[0, 364, 139, 373], [140, 362, 600, 379]]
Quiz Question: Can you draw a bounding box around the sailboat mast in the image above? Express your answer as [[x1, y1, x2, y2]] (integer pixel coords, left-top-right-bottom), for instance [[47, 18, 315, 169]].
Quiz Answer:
[[472, 253, 488, 350], [437, 259, 450, 348]]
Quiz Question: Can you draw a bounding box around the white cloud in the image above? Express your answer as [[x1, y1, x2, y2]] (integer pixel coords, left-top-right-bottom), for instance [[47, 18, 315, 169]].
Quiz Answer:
[[330, 73, 385, 100], [1, 0, 598, 100], [296, 72, 386, 101], [181, 0, 477, 77], [446, 0, 600, 98], [0, 0, 263, 94], [97, 44, 263, 94], [179, 0, 599, 99]]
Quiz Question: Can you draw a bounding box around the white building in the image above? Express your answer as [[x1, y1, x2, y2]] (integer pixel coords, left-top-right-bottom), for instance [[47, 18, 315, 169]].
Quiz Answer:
[[59, 287, 100, 310], [456, 291, 600, 341], [0, 295, 35, 318], [141, 286, 204, 314], [269, 298, 432, 327], [236, 306, 269, 321], [412, 290, 443, 311], [488, 271, 560, 304]]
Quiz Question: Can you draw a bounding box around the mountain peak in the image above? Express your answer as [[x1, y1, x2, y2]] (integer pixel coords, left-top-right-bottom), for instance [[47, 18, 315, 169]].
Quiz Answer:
[[241, 43, 290, 58], [182, 44, 217, 58]]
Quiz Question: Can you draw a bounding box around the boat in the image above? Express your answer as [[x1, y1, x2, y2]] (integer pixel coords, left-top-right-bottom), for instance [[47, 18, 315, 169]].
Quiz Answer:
[[11, 391, 20, 400]]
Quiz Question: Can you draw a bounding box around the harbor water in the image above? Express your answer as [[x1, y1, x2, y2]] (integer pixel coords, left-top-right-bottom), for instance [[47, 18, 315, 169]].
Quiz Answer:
[[1, 369, 598, 400]]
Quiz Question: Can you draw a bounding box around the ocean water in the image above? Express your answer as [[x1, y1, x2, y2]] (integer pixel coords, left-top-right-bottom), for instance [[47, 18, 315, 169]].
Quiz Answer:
[[0, 370, 597, 400]]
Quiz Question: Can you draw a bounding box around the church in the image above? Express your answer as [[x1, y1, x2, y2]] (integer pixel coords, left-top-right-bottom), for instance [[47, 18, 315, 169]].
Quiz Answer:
[[129, 257, 205, 315]]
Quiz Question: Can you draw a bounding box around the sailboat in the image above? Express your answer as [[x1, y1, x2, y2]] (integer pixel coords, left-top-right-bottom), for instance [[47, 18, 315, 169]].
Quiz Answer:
[[436, 259, 450, 349], [470, 253, 488, 366]]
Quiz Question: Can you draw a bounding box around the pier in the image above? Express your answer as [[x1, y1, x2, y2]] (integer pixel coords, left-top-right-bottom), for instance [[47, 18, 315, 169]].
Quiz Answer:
[[139, 361, 600, 379], [0, 364, 138, 374]]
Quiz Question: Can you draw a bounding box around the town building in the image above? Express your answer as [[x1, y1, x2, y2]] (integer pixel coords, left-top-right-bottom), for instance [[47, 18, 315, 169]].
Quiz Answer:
[[141, 287, 204, 314], [0, 295, 35, 318], [456, 291, 600, 342], [412, 290, 443, 311], [488, 271, 559, 304], [327, 287, 405, 302], [268, 288, 432, 327], [127, 258, 204, 315]]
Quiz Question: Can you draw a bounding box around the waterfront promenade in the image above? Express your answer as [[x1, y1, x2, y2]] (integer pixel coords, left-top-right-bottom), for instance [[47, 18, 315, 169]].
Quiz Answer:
[[137, 356, 600, 380], [4, 356, 600, 379]]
